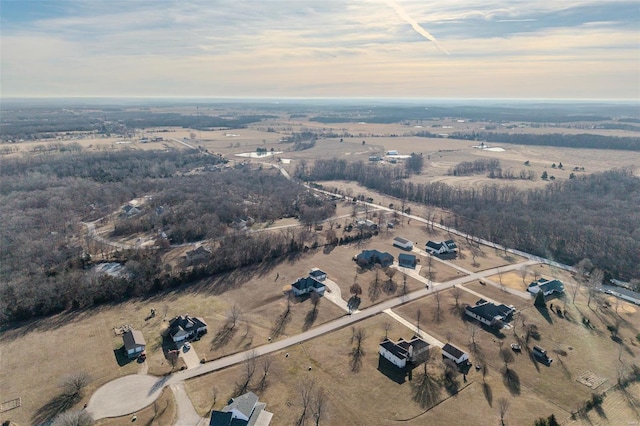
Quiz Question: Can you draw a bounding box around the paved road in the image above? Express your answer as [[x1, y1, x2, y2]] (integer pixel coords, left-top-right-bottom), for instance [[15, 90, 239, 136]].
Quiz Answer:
[[86, 374, 167, 419], [170, 383, 203, 426], [383, 308, 444, 348]]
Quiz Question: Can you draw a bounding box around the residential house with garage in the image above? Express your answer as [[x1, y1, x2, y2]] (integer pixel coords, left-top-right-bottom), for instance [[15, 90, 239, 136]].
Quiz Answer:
[[168, 315, 208, 343], [425, 240, 458, 256], [209, 391, 273, 426], [464, 299, 515, 328], [290, 276, 326, 297], [122, 329, 146, 359], [355, 250, 394, 268], [528, 278, 565, 297], [379, 336, 430, 369]]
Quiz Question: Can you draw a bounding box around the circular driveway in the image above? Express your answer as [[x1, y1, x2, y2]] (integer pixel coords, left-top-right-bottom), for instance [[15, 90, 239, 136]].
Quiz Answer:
[[86, 374, 169, 419]]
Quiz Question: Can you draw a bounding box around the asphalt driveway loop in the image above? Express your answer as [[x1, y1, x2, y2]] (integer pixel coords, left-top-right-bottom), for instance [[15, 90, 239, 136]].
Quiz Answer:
[[180, 345, 201, 369]]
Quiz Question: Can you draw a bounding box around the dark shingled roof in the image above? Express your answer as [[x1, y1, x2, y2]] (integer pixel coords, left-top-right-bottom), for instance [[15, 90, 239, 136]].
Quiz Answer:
[[122, 329, 145, 352], [393, 236, 411, 245], [380, 338, 409, 360], [442, 343, 465, 360]]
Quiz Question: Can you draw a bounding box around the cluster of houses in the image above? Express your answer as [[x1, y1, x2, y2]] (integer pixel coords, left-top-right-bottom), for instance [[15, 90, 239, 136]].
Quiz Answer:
[[290, 268, 328, 297], [378, 336, 470, 371]]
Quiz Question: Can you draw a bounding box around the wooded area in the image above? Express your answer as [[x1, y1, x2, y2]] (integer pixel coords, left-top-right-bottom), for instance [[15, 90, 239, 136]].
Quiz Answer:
[[300, 159, 640, 281], [0, 150, 335, 323]]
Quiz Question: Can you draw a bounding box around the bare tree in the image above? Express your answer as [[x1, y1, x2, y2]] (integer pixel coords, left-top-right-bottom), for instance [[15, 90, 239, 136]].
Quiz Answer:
[[519, 267, 529, 286], [61, 372, 91, 398], [587, 268, 604, 308], [498, 397, 510, 425], [434, 291, 442, 323], [312, 386, 328, 426], [227, 304, 242, 329], [297, 379, 316, 426], [237, 350, 257, 395], [258, 355, 273, 391], [349, 283, 363, 298], [310, 291, 321, 315], [382, 321, 392, 339], [350, 327, 367, 372], [416, 309, 423, 334], [497, 267, 505, 291], [500, 346, 515, 372], [51, 410, 94, 426], [451, 286, 462, 308], [468, 323, 480, 354]]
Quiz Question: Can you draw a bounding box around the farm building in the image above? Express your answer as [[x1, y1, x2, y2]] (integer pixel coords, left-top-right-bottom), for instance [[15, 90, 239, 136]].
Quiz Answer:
[[379, 336, 430, 369], [442, 343, 469, 365], [528, 278, 565, 297], [464, 299, 515, 328], [393, 236, 413, 250], [398, 253, 417, 269], [122, 329, 146, 359], [291, 276, 326, 297]]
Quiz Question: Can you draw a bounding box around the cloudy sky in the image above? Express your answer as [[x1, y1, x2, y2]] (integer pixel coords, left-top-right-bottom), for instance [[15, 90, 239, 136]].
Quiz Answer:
[[1, 0, 638, 99]]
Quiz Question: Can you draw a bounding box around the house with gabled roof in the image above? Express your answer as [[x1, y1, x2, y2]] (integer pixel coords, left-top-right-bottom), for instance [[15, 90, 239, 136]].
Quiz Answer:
[[355, 250, 394, 268], [393, 236, 413, 250], [442, 343, 469, 365], [210, 391, 272, 426], [168, 315, 208, 343], [528, 278, 565, 297], [121, 204, 141, 217], [398, 253, 417, 269], [122, 329, 146, 359], [464, 299, 515, 328], [308, 268, 327, 281], [379, 336, 430, 369], [425, 240, 457, 256], [290, 276, 326, 297]]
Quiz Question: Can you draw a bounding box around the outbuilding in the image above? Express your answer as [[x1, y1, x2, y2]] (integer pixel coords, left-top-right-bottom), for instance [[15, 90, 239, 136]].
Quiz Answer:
[[393, 237, 414, 250], [442, 343, 469, 365]]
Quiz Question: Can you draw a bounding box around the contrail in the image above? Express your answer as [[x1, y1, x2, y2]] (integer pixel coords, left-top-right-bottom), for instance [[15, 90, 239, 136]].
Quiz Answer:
[[385, 0, 449, 55]]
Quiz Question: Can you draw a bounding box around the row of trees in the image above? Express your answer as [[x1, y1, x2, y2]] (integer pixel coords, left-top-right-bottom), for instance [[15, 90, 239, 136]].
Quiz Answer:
[[302, 159, 640, 280]]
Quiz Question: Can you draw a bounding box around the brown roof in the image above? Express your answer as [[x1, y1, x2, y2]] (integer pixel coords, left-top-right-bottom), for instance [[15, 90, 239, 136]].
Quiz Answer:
[[123, 329, 146, 351]]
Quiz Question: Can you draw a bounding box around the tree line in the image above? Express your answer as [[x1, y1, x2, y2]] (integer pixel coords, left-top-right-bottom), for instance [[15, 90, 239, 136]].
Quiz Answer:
[[0, 149, 336, 323], [300, 158, 640, 281]]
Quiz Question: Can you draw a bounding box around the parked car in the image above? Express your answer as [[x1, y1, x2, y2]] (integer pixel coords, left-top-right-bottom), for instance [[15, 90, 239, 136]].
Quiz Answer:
[[510, 343, 521, 352], [183, 342, 191, 351]]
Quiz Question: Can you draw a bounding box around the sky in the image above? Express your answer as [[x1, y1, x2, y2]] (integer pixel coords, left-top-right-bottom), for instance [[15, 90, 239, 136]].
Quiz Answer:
[[1, 0, 639, 99]]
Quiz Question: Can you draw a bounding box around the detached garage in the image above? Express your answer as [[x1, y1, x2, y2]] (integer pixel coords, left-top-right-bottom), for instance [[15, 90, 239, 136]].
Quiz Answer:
[[393, 237, 413, 250]]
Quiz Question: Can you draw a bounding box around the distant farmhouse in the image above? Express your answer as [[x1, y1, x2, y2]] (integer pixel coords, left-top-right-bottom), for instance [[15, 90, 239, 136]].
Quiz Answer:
[[425, 240, 458, 257], [210, 391, 272, 426], [168, 315, 208, 343], [291, 276, 326, 297], [379, 336, 430, 369], [465, 299, 515, 328], [121, 204, 141, 217], [185, 246, 212, 265], [398, 253, 417, 269], [393, 236, 413, 250], [122, 329, 146, 359], [528, 278, 565, 297], [355, 250, 394, 268], [356, 219, 378, 231]]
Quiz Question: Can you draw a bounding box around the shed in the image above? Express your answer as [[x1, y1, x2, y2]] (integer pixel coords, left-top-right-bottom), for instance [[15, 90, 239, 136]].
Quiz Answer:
[[442, 343, 469, 364], [393, 237, 414, 250]]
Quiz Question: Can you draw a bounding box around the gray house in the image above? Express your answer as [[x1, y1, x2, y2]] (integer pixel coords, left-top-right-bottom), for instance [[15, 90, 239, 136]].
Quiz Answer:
[[122, 329, 146, 359], [209, 391, 272, 426]]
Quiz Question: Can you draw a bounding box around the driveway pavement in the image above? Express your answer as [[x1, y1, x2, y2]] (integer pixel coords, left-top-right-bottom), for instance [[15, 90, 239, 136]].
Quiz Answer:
[[180, 345, 201, 369], [170, 382, 203, 426], [86, 374, 168, 419]]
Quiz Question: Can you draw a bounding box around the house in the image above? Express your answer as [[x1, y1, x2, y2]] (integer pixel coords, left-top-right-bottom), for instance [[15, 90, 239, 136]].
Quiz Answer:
[[464, 299, 515, 328], [308, 268, 327, 281], [210, 391, 273, 426], [442, 343, 469, 365], [168, 315, 208, 343], [185, 246, 212, 265], [393, 237, 413, 250], [356, 219, 378, 231], [121, 204, 141, 217], [425, 240, 458, 256], [122, 329, 146, 359], [379, 336, 430, 369], [291, 276, 326, 297], [528, 278, 565, 297], [398, 253, 417, 269], [355, 250, 394, 268]]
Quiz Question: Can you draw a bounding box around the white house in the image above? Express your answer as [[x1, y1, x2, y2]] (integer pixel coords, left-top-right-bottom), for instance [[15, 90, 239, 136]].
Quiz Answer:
[[442, 343, 469, 365], [122, 329, 146, 359], [425, 239, 458, 256], [464, 300, 515, 328], [308, 268, 327, 281], [393, 236, 413, 250], [291, 276, 326, 297], [528, 278, 565, 297], [379, 337, 430, 369], [210, 391, 272, 426], [168, 315, 208, 343]]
